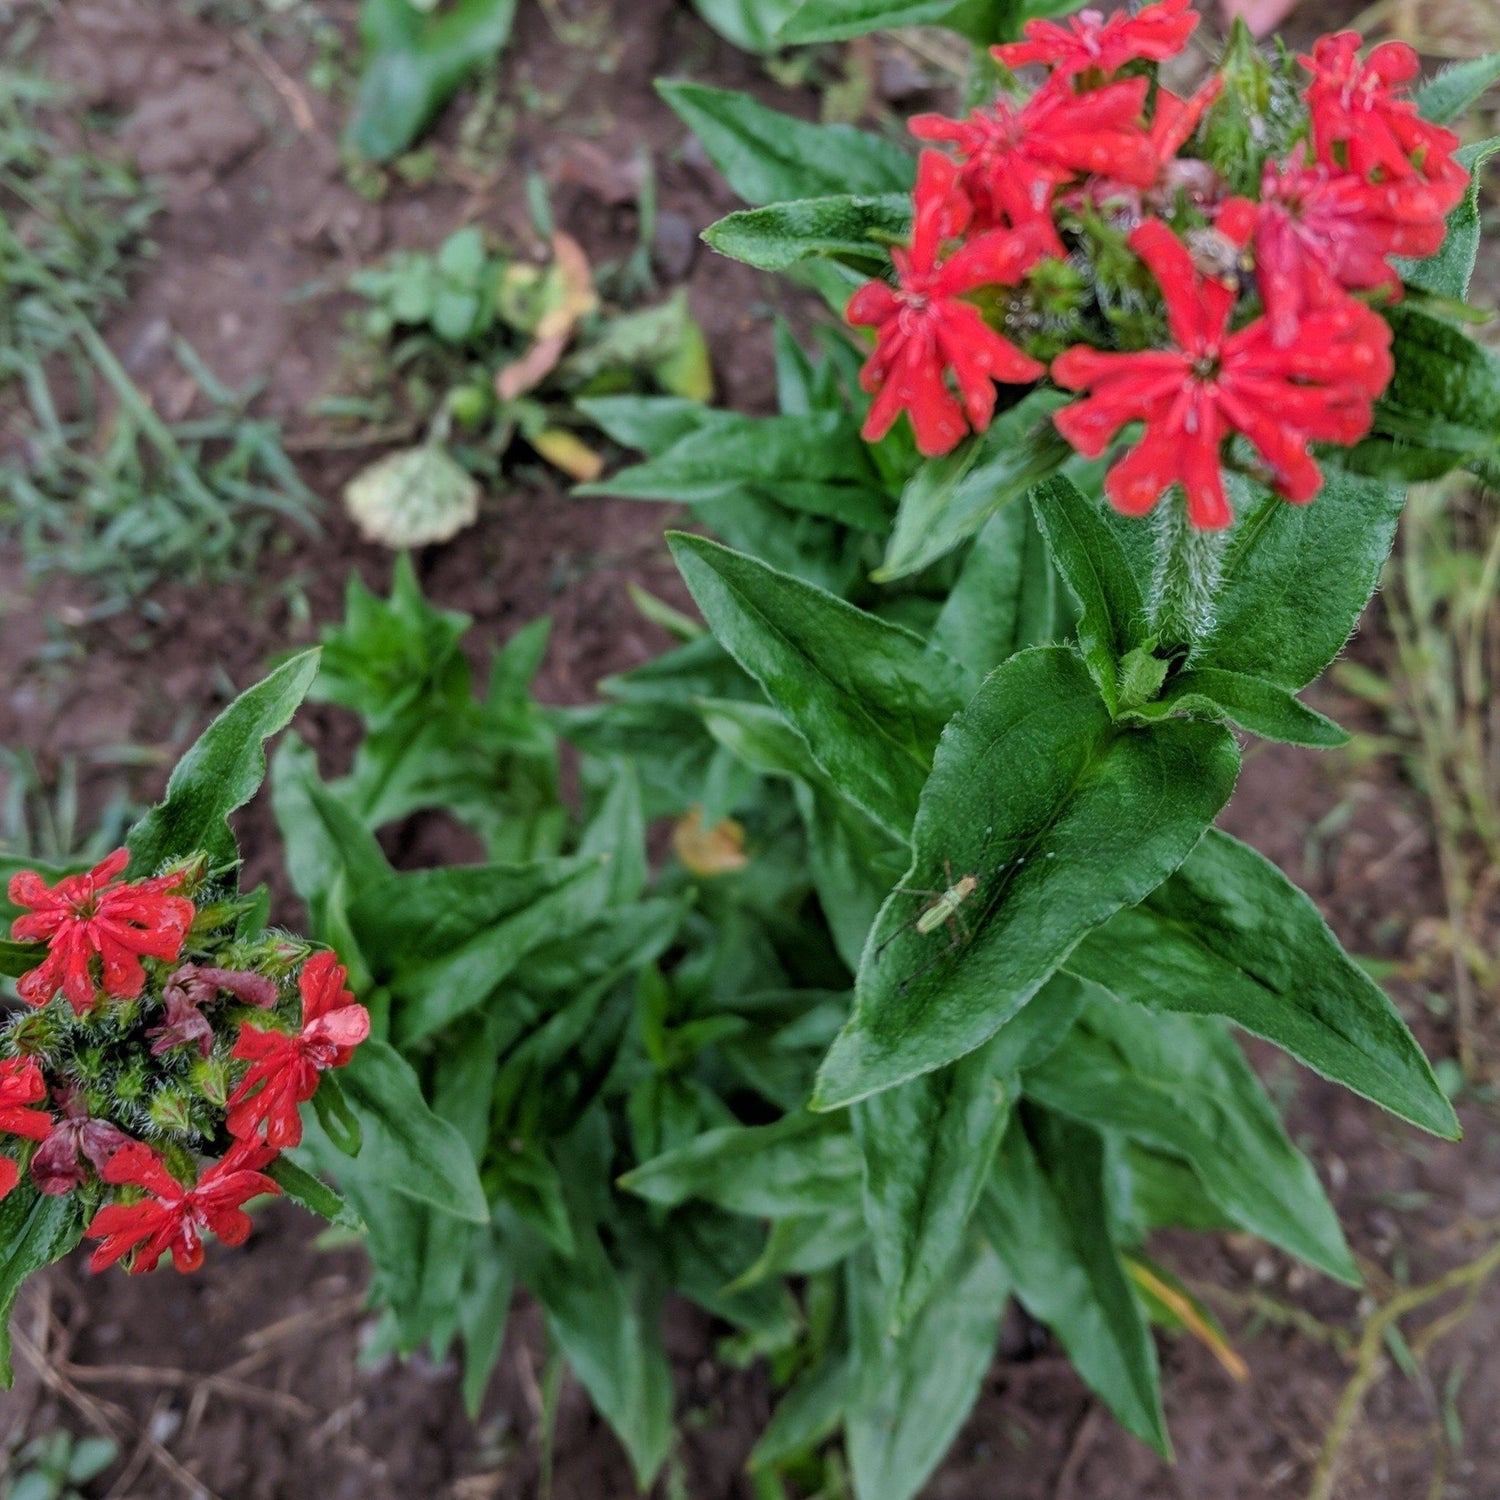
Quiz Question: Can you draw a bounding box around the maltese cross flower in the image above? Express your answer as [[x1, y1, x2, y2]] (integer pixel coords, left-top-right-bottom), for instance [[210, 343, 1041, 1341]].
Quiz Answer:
[[1052, 209, 1393, 528], [30, 1087, 131, 1197], [911, 76, 1158, 244], [994, 0, 1198, 78], [9, 850, 195, 1015], [0, 1058, 53, 1202], [848, 151, 1048, 457], [225, 953, 371, 1150], [1255, 154, 1452, 344], [148, 963, 280, 1059], [86, 1140, 280, 1275], [1300, 33, 1468, 211]]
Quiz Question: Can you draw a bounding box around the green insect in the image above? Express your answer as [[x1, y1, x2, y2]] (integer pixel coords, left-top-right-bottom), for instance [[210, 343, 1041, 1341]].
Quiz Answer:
[[914, 866, 981, 939]]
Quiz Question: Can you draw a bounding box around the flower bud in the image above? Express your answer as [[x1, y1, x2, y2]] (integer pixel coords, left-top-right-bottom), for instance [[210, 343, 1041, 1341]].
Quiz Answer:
[[1198, 21, 1307, 195]]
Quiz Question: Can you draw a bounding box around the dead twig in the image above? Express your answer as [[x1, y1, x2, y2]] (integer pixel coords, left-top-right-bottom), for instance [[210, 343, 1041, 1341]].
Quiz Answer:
[[1305, 1239, 1500, 1500], [232, 29, 317, 135]]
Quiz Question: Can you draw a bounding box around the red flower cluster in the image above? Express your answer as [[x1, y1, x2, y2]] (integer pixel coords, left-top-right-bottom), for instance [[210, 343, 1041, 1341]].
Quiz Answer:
[[226, 952, 371, 1150], [9, 850, 194, 1014], [4, 852, 369, 1274], [87, 1140, 279, 1275], [847, 11, 1467, 525]]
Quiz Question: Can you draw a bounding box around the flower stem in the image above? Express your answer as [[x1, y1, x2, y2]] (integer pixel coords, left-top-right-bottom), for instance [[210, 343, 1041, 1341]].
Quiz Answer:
[[1150, 495, 1227, 658]]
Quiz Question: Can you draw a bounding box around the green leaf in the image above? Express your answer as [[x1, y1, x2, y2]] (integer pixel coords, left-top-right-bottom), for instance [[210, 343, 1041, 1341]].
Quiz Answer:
[[929, 501, 1072, 680], [844, 1241, 1010, 1500], [272, 736, 392, 936], [854, 1043, 1014, 1333], [582, 412, 891, 532], [876, 391, 1073, 581], [127, 650, 320, 874], [1068, 829, 1458, 1139], [1356, 304, 1500, 477], [349, 857, 608, 1047], [699, 697, 904, 971], [749, 1352, 851, 1472], [780, 0, 1007, 44], [703, 194, 911, 272], [0, 1186, 86, 1386], [1138, 668, 1350, 749], [268, 1155, 366, 1232], [337, 1040, 490, 1223], [690, 0, 801, 50], [510, 1214, 674, 1486], [1030, 475, 1149, 711], [669, 532, 969, 839], [350, 0, 518, 161], [1197, 472, 1406, 691], [456, 1230, 513, 1418], [1400, 138, 1500, 300], [1024, 994, 1358, 1284], [1416, 52, 1500, 124], [0, 940, 40, 979], [578, 394, 717, 454], [657, 82, 913, 205], [815, 647, 1240, 1109], [980, 1112, 1168, 1454], [578, 759, 648, 906], [621, 1112, 863, 1218]]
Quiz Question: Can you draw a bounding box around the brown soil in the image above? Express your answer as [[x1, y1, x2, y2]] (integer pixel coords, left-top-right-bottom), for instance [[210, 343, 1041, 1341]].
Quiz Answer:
[[3, 3, 1500, 1498]]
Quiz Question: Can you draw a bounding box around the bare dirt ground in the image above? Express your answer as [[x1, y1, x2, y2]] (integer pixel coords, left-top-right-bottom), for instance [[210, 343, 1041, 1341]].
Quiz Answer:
[[3, 3, 1500, 1497]]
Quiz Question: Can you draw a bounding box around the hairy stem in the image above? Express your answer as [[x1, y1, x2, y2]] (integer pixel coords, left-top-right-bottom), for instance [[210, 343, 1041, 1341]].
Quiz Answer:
[[1150, 496, 1227, 658]]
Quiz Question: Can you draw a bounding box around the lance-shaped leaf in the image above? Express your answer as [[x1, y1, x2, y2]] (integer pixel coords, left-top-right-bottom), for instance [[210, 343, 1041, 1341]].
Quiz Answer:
[[1067, 829, 1458, 1139], [669, 533, 969, 839], [582, 412, 891, 532], [0, 1186, 85, 1386], [510, 1213, 675, 1486], [1024, 996, 1358, 1284], [658, 82, 913, 205], [876, 391, 1074, 581], [337, 1040, 490, 1223], [1399, 136, 1500, 301], [703, 194, 912, 272], [1133, 669, 1349, 749], [691, 0, 801, 51], [929, 503, 1074, 681], [815, 647, 1240, 1109], [1356, 303, 1500, 479], [844, 1241, 1011, 1500], [853, 972, 1087, 1332], [980, 1111, 1168, 1455], [781, 0, 1012, 45], [1196, 472, 1406, 691], [1416, 53, 1500, 124], [350, 857, 608, 1047], [1030, 475, 1150, 711], [854, 1053, 1012, 1335], [127, 650, 320, 873], [621, 1112, 863, 1218]]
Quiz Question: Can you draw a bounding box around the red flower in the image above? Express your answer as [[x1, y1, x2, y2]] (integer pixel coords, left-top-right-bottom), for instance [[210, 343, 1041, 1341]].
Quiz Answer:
[[85, 1139, 279, 1275], [911, 76, 1158, 244], [1255, 153, 1450, 344], [1052, 208, 1393, 528], [30, 1087, 131, 1197], [0, 1058, 52, 1202], [148, 963, 279, 1059], [225, 953, 370, 1150], [848, 152, 1048, 457], [995, 0, 1198, 78], [9, 850, 195, 1015], [1301, 33, 1468, 211]]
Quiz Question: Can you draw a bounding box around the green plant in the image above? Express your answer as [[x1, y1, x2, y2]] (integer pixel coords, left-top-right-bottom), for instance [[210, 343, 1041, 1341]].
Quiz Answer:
[[1, 1430, 117, 1500], [350, 0, 519, 162], [333, 223, 711, 542], [0, 67, 317, 603]]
